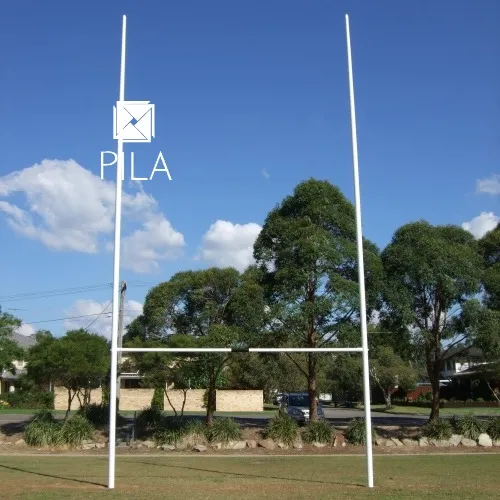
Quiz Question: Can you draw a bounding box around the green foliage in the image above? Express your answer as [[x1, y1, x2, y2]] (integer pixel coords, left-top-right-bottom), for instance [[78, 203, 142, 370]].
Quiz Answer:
[[184, 419, 208, 441], [206, 418, 241, 443], [151, 387, 164, 410], [1, 391, 54, 409], [422, 419, 453, 440], [486, 417, 500, 440], [154, 427, 185, 446], [425, 391, 433, 401], [24, 419, 62, 447], [77, 403, 109, 428], [266, 412, 299, 445], [0, 310, 24, 373], [136, 406, 163, 430], [302, 419, 333, 444], [479, 223, 500, 310], [454, 413, 485, 440], [60, 414, 94, 447], [344, 418, 376, 445]]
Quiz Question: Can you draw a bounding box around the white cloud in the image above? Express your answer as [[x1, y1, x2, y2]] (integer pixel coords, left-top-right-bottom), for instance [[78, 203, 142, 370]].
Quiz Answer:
[[120, 214, 185, 273], [462, 211, 499, 239], [0, 159, 184, 272], [476, 174, 500, 195], [16, 323, 36, 336], [261, 168, 270, 180], [198, 220, 262, 272], [64, 299, 143, 339]]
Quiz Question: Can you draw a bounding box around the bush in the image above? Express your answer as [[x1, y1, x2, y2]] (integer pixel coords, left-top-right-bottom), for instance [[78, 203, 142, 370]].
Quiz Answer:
[[136, 406, 163, 430], [151, 387, 164, 410], [454, 413, 485, 440], [425, 391, 433, 402], [476, 397, 485, 402], [153, 416, 188, 445], [206, 418, 241, 444], [302, 419, 333, 444], [60, 414, 94, 447], [422, 419, 453, 440], [77, 403, 109, 428], [266, 412, 299, 446], [184, 419, 208, 441], [24, 410, 61, 447], [344, 418, 376, 445], [2, 391, 54, 409], [487, 417, 500, 440]]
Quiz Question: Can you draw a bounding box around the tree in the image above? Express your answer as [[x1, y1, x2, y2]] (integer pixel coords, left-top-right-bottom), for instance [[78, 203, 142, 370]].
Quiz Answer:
[[253, 179, 383, 420], [27, 329, 109, 417], [0, 309, 23, 374], [479, 223, 500, 310], [137, 267, 265, 426], [369, 346, 417, 409], [382, 221, 483, 420]]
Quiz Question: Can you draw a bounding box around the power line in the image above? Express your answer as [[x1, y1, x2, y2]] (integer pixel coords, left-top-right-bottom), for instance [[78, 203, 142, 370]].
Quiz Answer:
[[0, 281, 155, 303], [24, 310, 140, 325], [84, 300, 113, 331]]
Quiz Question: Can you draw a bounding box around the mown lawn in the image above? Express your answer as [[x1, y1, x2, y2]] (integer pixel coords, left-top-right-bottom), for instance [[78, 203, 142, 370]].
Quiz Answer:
[[0, 454, 498, 499], [369, 405, 500, 416]]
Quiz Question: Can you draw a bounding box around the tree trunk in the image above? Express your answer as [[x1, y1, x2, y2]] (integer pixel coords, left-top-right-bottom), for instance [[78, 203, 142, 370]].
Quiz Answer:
[[384, 391, 392, 410], [65, 389, 77, 419], [308, 353, 318, 421], [429, 369, 441, 421], [206, 369, 216, 427]]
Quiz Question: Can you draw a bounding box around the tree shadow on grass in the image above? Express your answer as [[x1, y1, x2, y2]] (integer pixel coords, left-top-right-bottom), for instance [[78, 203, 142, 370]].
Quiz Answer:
[[0, 463, 106, 488], [131, 459, 365, 488]]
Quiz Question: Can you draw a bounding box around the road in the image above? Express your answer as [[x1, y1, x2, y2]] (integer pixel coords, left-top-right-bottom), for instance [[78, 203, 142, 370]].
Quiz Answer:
[[0, 407, 427, 431]]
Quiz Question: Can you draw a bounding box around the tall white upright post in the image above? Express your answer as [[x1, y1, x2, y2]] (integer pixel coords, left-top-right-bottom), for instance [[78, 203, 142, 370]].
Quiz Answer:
[[108, 14, 127, 490], [345, 14, 374, 488]]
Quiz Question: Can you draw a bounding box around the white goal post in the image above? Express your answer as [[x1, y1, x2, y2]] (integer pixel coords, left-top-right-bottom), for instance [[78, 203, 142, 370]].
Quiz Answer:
[[107, 13, 374, 490]]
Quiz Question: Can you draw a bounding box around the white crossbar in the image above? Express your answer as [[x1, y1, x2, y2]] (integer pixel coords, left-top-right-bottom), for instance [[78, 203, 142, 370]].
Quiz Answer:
[[118, 347, 364, 353]]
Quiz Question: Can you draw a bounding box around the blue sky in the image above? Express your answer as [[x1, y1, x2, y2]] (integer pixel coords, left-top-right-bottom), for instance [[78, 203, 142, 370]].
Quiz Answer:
[[0, 1, 499, 337]]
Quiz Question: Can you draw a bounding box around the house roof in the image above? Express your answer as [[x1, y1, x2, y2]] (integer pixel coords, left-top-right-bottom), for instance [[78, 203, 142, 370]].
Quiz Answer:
[[441, 346, 484, 360], [11, 332, 37, 348]]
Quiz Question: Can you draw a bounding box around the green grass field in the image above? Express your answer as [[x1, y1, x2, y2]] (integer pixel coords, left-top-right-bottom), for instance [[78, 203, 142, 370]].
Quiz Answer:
[[369, 405, 500, 416], [0, 455, 498, 499]]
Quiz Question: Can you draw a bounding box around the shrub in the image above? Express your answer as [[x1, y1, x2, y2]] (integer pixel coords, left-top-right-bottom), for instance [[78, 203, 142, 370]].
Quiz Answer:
[[476, 397, 485, 402], [302, 419, 333, 444], [60, 414, 94, 447], [206, 418, 241, 443], [487, 417, 500, 440], [184, 419, 208, 441], [77, 403, 109, 428], [422, 419, 453, 440], [266, 412, 299, 446], [154, 427, 185, 446], [425, 391, 433, 402], [136, 406, 163, 430], [344, 418, 377, 445], [2, 391, 54, 409], [450, 414, 461, 432], [455, 413, 485, 440], [24, 411, 61, 447]]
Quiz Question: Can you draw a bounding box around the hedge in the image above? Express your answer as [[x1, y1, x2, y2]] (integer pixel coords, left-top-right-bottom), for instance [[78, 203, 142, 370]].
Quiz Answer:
[[0, 391, 54, 409]]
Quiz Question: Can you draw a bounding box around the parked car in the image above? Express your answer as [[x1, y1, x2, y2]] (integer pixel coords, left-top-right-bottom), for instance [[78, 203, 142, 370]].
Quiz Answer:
[[280, 392, 325, 424], [273, 392, 284, 406]]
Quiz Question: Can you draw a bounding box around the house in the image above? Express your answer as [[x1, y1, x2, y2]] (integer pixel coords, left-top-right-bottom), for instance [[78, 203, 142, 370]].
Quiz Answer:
[[0, 332, 37, 394]]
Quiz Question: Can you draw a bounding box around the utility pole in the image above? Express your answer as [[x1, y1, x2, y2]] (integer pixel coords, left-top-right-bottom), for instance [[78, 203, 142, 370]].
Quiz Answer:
[[116, 280, 127, 411]]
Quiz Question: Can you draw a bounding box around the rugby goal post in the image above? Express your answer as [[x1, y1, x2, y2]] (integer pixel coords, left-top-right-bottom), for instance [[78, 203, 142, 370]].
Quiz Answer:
[[107, 14, 374, 489]]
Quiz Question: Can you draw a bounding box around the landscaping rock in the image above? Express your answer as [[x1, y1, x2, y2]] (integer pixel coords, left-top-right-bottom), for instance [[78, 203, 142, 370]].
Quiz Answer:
[[14, 439, 25, 446], [390, 438, 404, 447], [193, 445, 207, 452], [293, 440, 303, 450], [418, 438, 429, 447], [82, 443, 95, 450], [334, 435, 346, 447], [211, 442, 222, 450], [277, 441, 289, 450], [478, 433, 493, 447], [160, 444, 176, 451], [225, 440, 247, 450], [117, 441, 128, 448], [402, 439, 418, 447], [258, 439, 276, 450], [461, 438, 477, 447], [143, 440, 156, 449], [449, 434, 463, 447], [312, 442, 327, 448], [246, 440, 257, 449], [95, 443, 106, 449], [493, 440, 500, 447], [374, 437, 386, 446], [429, 439, 450, 447], [385, 440, 396, 447], [82, 439, 93, 445]]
